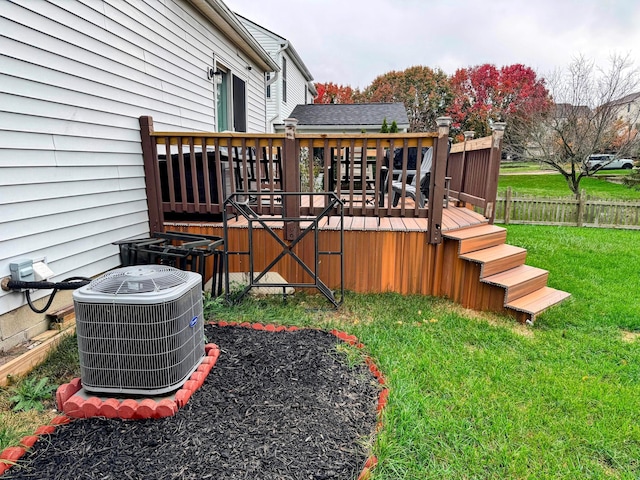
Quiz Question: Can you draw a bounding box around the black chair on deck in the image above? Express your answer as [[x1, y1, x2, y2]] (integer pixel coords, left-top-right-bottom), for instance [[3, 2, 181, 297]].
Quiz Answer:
[[391, 147, 433, 207]]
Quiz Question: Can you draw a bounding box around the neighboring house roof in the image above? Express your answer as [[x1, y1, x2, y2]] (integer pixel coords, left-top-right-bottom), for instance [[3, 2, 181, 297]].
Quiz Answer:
[[286, 103, 410, 130], [189, 0, 278, 72], [554, 103, 591, 118], [607, 91, 640, 107], [235, 13, 315, 94]]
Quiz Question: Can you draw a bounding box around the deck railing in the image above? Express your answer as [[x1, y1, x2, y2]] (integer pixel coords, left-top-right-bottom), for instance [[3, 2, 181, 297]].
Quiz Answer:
[[446, 125, 505, 222], [139, 116, 504, 244]]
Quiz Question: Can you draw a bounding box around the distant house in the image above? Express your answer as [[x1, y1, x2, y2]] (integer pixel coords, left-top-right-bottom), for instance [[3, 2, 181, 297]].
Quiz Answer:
[[237, 14, 317, 132], [607, 92, 640, 131], [0, 0, 279, 351], [276, 103, 410, 133]]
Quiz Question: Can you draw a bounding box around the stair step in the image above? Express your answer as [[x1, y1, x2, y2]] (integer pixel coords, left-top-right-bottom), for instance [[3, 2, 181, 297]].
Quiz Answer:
[[506, 287, 571, 321], [444, 225, 507, 254], [460, 244, 527, 278], [483, 265, 549, 303]]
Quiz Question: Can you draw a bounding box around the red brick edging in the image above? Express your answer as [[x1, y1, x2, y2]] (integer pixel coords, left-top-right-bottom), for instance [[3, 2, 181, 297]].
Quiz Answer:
[[0, 344, 221, 476], [1, 323, 388, 479], [56, 344, 221, 419]]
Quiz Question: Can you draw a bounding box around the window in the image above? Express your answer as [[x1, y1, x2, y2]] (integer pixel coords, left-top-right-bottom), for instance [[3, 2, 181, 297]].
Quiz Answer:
[[216, 69, 229, 132], [215, 66, 246, 132], [233, 75, 246, 132], [266, 73, 271, 99], [282, 57, 287, 103]]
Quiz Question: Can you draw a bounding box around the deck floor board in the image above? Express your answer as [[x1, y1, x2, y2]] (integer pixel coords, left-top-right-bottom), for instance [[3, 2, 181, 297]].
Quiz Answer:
[[205, 207, 487, 233]]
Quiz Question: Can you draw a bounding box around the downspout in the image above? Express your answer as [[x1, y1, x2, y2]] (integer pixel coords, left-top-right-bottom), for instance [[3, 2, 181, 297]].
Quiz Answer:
[[267, 41, 289, 132]]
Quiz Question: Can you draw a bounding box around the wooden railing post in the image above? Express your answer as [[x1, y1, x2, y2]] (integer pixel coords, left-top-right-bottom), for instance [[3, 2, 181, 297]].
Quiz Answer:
[[283, 118, 300, 240], [485, 122, 506, 224], [428, 116, 452, 244], [139, 116, 164, 233]]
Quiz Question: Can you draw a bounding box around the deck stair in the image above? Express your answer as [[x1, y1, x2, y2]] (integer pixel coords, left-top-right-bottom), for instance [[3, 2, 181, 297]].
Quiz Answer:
[[444, 224, 570, 323]]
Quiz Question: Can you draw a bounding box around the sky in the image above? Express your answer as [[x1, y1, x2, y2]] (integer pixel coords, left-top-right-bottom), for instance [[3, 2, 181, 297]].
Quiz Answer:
[[225, 0, 640, 89]]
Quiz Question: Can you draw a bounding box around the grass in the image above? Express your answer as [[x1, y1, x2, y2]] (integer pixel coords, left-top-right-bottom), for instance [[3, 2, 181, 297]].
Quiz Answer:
[[0, 334, 79, 451], [499, 161, 553, 173], [2, 226, 639, 478], [203, 225, 640, 479], [498, 172, 640, 199]]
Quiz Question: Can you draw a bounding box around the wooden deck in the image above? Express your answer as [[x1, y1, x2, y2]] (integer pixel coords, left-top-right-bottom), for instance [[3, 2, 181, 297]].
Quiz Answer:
[[144, 121, 569, 323], [193, 205, 489, 233]]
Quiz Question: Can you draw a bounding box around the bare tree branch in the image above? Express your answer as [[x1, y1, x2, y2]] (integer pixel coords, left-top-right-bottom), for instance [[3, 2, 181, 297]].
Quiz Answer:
[[506, 54, 640, 195]]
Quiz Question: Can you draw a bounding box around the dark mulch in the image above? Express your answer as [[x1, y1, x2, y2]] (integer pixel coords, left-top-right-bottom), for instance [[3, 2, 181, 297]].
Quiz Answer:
[[4, 326, 380, 480]]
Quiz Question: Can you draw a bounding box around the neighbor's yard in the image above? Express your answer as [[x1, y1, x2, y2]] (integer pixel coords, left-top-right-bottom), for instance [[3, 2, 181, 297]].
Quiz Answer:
[[498, 167, 640, 200], [3, 225, 638, 479]]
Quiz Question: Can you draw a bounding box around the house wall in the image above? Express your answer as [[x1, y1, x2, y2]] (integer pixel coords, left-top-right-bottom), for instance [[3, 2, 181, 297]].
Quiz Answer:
[[282, 50, 312, 115], [239, 19, 314, 132], [241, 24, 280, 127], [615, 97, 640, 131], [0, 0, 268, 351]]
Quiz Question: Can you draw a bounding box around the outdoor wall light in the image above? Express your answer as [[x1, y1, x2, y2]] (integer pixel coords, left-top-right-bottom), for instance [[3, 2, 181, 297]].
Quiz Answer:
[[207, 68, 224, 84]]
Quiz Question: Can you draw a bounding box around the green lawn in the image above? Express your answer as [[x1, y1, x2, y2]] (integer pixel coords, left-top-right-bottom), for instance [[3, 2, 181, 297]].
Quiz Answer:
[[204, 225, 640, 479], [3, 226, 639, 479], [498, 172, 640, 199], [499, 161, 554, 173]]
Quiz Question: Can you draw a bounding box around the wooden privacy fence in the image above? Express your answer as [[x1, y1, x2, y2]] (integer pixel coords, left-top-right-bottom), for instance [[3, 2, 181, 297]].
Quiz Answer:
[[495, 187, 640, 229]]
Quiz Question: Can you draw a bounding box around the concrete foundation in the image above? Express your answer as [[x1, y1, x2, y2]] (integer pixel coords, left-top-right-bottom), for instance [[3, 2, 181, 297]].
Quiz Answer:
[[0, 290, 74, 353]]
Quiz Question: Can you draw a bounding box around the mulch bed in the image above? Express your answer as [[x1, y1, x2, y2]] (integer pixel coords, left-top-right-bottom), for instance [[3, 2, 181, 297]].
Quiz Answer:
[[3, 325, 381, 479]]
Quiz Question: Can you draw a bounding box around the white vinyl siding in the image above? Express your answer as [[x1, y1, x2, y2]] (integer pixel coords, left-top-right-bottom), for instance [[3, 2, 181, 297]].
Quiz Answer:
[[238, 17, 314, 131], [0, 0, 268, 325], [281, 51, 309, 116]]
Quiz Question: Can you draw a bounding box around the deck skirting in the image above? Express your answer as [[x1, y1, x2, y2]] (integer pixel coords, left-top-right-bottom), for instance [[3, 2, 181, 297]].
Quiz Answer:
[[165, 210, 569, 323], [163, 210, 508, 311]]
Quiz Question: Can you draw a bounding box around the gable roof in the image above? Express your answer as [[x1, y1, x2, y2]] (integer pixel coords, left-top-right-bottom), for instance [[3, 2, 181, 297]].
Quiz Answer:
[[288, 103, 409, 129], [188, 0, 278, 72]]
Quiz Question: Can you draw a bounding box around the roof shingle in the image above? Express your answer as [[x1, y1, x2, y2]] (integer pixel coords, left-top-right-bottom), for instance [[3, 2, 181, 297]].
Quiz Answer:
[[287, 103, 409, 127]]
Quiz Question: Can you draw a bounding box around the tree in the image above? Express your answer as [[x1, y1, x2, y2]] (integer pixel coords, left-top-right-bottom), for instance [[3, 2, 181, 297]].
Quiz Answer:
[[448, 64, 551, 141], [314, 82, 357, 104], [358, 66, 452, 132], [380, 118, 389, 133], [508, 55, 640, 195]]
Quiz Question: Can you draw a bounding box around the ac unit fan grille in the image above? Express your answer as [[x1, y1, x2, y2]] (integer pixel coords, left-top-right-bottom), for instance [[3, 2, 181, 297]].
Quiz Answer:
[[87, 265, 191, 294]]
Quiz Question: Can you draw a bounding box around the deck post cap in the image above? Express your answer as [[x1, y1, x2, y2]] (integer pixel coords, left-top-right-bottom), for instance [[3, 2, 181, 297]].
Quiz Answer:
[[436, 116, 452, 127]]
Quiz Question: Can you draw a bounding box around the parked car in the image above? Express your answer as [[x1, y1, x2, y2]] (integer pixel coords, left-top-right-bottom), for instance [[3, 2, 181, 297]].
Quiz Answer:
[[585, 154, 634, 171]]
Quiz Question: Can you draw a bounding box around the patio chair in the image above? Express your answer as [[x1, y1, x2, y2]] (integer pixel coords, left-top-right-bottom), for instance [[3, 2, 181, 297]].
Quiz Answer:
[[391, 147, 433, 207]]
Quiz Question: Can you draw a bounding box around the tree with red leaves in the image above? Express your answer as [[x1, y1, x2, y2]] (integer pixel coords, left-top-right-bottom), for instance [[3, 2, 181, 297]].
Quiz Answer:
[[448, 64, 551, 140], [314, 82, 357, 104]]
